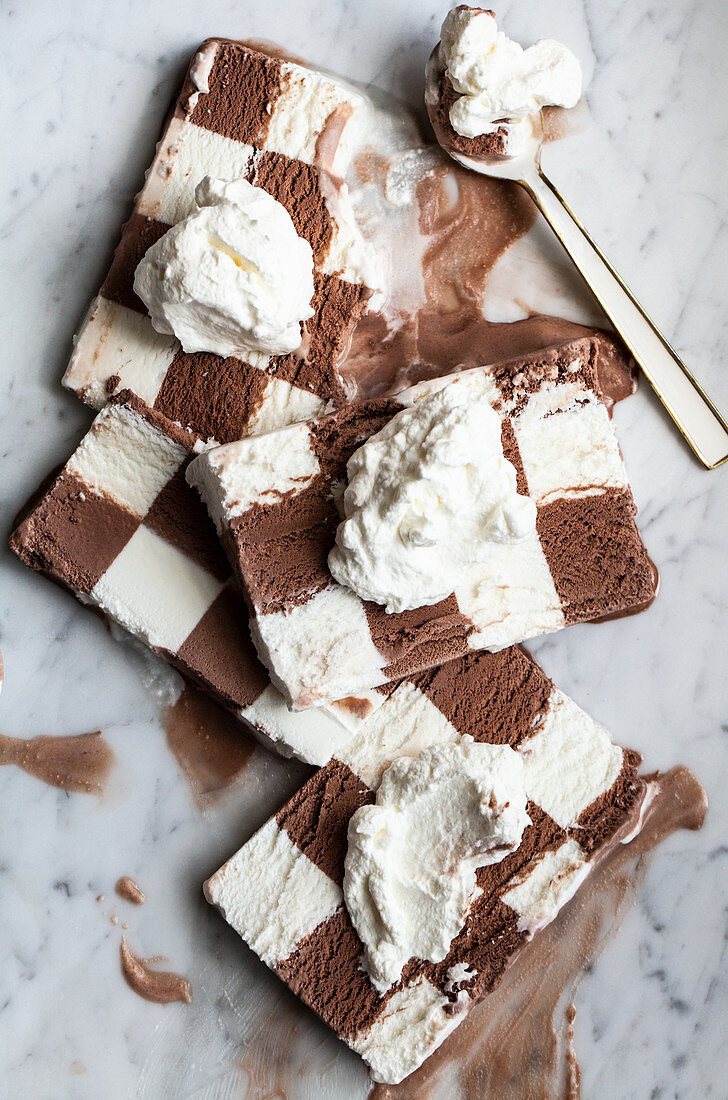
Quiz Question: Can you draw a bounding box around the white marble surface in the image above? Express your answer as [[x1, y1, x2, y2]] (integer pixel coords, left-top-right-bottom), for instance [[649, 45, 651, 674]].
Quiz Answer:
[[2, 1, 727, 1096]]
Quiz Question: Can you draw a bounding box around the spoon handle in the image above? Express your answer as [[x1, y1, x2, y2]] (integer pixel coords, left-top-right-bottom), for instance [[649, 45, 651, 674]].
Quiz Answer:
[[521, 167, 728, 470]]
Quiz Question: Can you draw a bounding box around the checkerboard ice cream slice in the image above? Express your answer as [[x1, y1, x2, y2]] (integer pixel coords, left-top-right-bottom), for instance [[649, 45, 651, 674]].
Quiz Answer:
[[188, 336, 656, 709], [9, 394, 385, 765], [62, 39, 375, 444], [205, 645, 650, 1084]]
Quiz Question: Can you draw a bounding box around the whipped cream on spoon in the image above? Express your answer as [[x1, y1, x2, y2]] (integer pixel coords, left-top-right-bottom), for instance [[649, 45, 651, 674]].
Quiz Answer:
[[426, 6, 728, 470]]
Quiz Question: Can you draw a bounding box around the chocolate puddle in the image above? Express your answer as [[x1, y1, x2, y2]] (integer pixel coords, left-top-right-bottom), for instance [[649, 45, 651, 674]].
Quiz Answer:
[[419, 168, 536, 312], [120, 936, 192, 1005], [0, 729, 115, 794], [0, 647, 113, 796], [341, 161, 635, 406], [115, 876, 145, 905], [344, 306, 634, 408], [370, 767, 706, 1100], [163, 685, 256, 809]]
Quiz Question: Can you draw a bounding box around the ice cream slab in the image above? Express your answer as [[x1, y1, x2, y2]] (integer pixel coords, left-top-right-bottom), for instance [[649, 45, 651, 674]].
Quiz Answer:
[[188, 337, 655, 709], [9, 394, 382, 765], [62, 39, 374, 443], [60, 36, 637, 442], [205, 645, 649, 1084]]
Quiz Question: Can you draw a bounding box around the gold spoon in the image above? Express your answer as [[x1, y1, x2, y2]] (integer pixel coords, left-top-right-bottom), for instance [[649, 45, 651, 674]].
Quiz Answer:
[[426, 52, 728, 470]]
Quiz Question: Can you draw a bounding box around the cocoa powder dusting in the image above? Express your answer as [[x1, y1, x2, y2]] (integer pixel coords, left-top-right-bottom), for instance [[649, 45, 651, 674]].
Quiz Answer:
[[369, 767, 705, 1100], [115, 877, 145, 905], [0, 729, 115, 794], [163, 685, 256, 809], [119, 937, 192, 1005]]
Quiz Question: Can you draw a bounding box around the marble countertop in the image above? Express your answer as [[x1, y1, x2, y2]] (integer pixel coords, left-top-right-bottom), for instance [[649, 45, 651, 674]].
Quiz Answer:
[[2, 0, 727, 1096]]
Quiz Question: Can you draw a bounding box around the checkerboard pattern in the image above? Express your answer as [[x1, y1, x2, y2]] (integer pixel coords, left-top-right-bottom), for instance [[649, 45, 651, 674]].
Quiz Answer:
[[13, 40, 659, 1087], [62, 40, 371, 444], [206, 645, 647, 1083], [189, 337, 656, 708], [10, 393, 383, 765]]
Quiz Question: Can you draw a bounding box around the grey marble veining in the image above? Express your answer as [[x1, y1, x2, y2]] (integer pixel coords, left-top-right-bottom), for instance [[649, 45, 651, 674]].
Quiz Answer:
[[1, 1, 727, 1097]]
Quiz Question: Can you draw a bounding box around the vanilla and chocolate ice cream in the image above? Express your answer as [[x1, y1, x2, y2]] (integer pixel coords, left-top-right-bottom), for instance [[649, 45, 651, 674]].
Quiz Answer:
[[188, 338, 655, 709], [6, 25, 682, 1095], [9, 395, 381, 765], [206, 646, 649, 1083], [63, 40, 375, 442], [12, 41, 648, 754]]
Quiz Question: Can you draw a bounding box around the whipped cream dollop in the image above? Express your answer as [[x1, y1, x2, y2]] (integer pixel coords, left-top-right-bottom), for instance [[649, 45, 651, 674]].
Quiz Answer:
[[134, 176, 315, 360], [439, 6, 582, 141], [343, 739, 530, 993], [328, 373, 537, 613]]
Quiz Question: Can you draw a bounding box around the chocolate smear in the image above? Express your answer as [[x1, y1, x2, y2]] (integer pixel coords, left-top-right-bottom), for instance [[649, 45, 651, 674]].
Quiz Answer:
[[315, 103, 354, 173], [565, 1005, 581, 1099], [370, 767, 706, 1100], [163, 684, 256, 809], [115, 877, 145, 905], [541, 98, 591, 146], [418, 168, 535, 309], [120, 936, 192, 1005], [340, 161, 635, 408], [236, 991, 308, 1097], [0, 729, 115, 794]]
